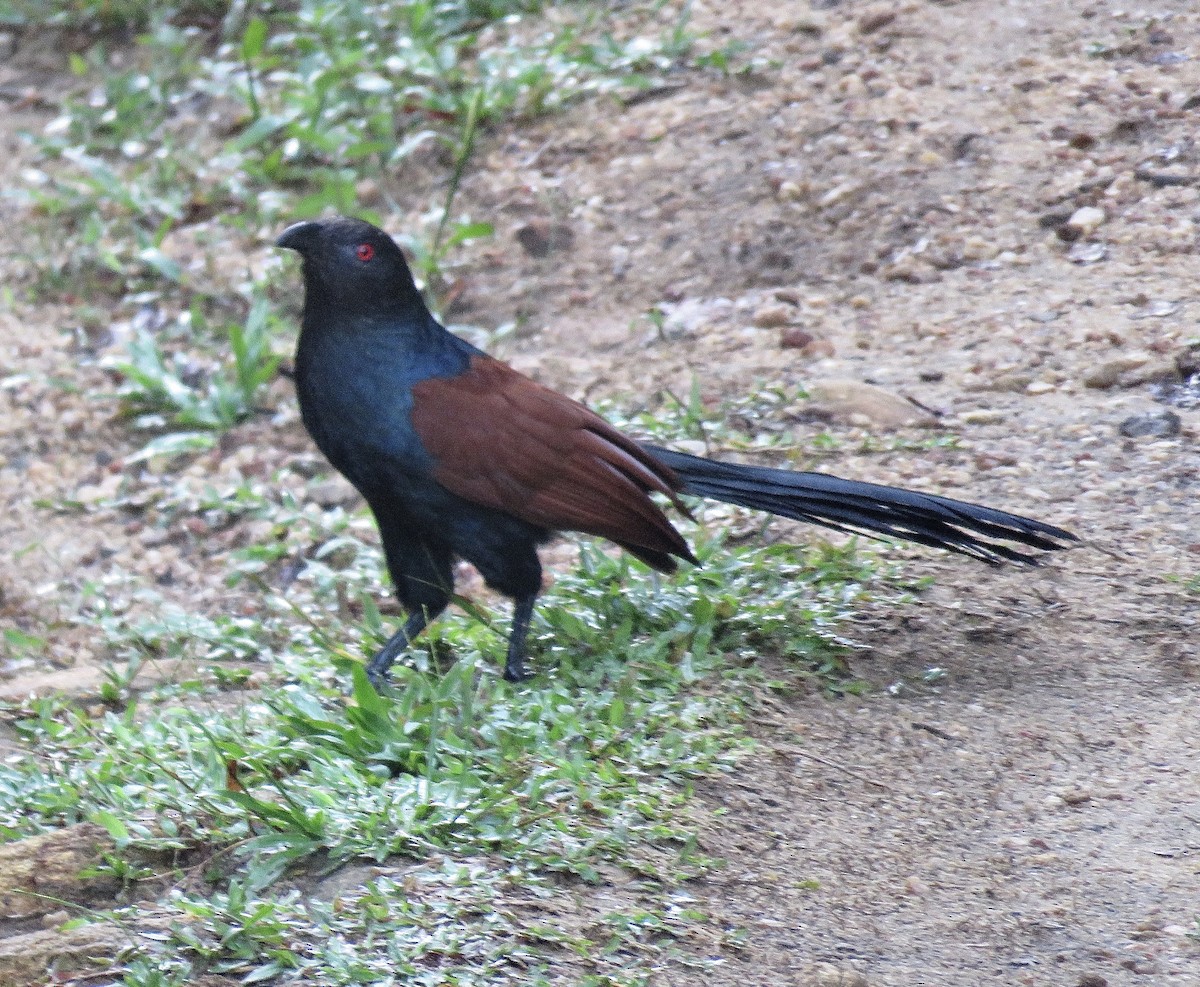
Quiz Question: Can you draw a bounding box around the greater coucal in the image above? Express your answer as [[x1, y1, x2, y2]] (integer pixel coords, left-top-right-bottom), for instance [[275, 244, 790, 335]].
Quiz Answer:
[[276, 217, 1076, 684]]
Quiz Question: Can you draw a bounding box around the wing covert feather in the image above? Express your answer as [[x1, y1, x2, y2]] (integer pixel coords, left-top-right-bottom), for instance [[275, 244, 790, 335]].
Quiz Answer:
[[410, 356, 696, 569]]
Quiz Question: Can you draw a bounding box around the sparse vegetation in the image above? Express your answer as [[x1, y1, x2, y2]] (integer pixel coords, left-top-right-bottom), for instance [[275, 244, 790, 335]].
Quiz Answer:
[[0, 2, 872, 982], [10, 0, 721, 305], [108, 294, 282, 455], [4, 525, 867, 980]]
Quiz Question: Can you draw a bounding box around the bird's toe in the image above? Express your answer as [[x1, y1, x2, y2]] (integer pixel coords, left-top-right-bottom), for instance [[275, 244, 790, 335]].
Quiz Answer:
[[502, 660, 534, 683]]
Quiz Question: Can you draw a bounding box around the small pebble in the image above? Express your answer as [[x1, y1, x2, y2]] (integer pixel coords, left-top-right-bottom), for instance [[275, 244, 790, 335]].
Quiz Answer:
[[803, 338, 836, 358], [974, 452, 1018, 470], [858, 7, 897, 35], [989, 372, 1034, 392], [1083, 354, 1151, 390], [780, 327, 814, 349], [960, 409, 1007, 425], [1068, 242, 1108, 264], [815, 964, 870, 987], [1066, 206, 1106, 238], [1118, 410, 1182, 438], [515, 219, 574, 257], [754, 302, 795, 328]]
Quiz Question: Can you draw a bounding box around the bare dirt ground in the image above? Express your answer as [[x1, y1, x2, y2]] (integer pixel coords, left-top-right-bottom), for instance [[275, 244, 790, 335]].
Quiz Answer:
[[2, 0, 1199, 984]]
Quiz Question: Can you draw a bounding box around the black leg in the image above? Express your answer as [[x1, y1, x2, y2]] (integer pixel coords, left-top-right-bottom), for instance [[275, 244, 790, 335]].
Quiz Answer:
[[503, 592, 538, 683], [367, 508, 456, 689], [427, 501, 544, 682], [366, 602, 447, 688]]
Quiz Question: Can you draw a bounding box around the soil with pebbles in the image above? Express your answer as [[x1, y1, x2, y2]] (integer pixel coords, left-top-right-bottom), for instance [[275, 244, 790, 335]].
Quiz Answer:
[[2, 1, 1200, 984]]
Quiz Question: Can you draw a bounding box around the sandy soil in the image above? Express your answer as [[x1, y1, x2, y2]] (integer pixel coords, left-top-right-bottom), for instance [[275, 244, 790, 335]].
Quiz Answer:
[[1, 1, 1198, 984]]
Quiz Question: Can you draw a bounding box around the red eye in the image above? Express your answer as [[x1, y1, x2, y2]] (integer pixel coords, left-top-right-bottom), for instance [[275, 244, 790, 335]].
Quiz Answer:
[[356, 243, 375, 262]]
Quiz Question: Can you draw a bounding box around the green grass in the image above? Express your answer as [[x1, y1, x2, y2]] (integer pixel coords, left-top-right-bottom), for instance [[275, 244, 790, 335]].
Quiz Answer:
[[601, 379, 962, 462], [107, 292, 284, 457], [12, 0, 721, 303], [8, 374, 875, 984], [12, 370, 876, 983], [7, 0, 741, 460], [0, 0, 227, 29], [4, 528, 870, 982]]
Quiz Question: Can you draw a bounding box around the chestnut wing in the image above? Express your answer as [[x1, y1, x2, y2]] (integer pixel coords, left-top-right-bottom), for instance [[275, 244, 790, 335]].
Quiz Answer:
[[410, 356, 695, 570]]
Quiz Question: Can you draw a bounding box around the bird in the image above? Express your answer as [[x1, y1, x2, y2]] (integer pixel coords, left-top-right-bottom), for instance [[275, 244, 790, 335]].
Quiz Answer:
[[275, 216, 1077, 685]]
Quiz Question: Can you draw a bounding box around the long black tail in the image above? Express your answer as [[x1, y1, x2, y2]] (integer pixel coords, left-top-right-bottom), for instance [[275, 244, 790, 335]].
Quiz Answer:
[[643, 444, 1077, 564]]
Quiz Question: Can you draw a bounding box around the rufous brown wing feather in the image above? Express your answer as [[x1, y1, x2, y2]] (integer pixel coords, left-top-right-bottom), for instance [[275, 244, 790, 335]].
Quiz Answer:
[[411, 356, 697, 571]]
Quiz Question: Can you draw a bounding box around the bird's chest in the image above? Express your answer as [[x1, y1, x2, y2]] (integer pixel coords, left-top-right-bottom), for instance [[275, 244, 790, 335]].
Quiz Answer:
[[294, 333, 439, 498]]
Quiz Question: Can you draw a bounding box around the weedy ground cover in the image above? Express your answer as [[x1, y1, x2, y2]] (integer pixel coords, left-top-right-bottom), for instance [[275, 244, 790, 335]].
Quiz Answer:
[[0, 4, 894, 982]]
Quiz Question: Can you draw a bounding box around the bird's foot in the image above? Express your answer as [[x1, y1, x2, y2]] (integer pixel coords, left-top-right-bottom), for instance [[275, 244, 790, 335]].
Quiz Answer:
[[502, 658, 534, 683], [365, 652, 396, 692]]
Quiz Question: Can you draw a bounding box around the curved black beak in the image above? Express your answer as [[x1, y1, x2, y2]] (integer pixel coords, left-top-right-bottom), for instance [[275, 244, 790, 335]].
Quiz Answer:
[[275, 221, 320, 252]]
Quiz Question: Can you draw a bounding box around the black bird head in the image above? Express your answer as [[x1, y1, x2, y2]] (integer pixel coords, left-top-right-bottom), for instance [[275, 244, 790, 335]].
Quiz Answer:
[[276, 217, 425, 322]]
